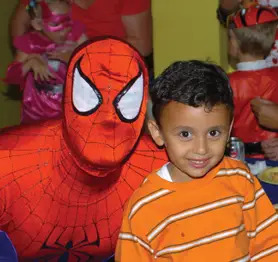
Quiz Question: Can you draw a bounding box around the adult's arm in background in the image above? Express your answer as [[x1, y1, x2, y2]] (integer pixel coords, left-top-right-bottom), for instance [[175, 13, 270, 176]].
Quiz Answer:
[[251, 97, 278, 130], [122, 8, 152, 57], [251, 97, 278, 160], [71, 0, 152, 57], [217, 0, 242, 25], [10, 1, 30, 39]]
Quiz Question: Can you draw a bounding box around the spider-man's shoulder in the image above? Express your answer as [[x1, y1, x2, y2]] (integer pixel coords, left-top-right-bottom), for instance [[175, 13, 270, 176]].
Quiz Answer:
[[0, 120, 62, 151]]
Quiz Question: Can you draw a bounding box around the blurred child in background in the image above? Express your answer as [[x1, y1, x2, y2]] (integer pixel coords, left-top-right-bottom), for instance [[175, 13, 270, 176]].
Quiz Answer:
[[227, 5, 278, 158], [5, 0, 87, 124]]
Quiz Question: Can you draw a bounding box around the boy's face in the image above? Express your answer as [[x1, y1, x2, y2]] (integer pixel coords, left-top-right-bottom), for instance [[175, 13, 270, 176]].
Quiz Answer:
[[42, 2, 72, 44], [148, 102, 232, 182]]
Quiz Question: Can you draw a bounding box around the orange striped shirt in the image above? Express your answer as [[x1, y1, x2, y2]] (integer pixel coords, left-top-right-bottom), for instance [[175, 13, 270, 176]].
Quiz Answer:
[[115, 157, 278, 261]]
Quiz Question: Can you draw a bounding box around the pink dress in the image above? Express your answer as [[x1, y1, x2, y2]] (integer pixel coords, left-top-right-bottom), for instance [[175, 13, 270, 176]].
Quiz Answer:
[[5, 22, 84, 124]]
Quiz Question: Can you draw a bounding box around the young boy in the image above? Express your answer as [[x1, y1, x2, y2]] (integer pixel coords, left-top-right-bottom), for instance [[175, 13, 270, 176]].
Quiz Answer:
[[115, 60, 278, 261], [227, 5, 278, 157]]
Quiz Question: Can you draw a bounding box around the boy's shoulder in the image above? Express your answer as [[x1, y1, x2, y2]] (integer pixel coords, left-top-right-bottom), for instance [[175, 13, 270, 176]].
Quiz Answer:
[[228, 69, 253, 84], [218, 157, 255, 186], [228, 66, 278, 90], [219, 156, 251, 175], [221, 156, 248, 169], [124, 170, 167, 212]]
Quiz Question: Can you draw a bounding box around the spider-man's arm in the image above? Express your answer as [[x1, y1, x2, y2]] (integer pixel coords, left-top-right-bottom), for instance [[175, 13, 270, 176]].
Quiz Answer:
[[0, 124, 58, 227], [0, 128, 19, 227], [0, 149, 12, 228]]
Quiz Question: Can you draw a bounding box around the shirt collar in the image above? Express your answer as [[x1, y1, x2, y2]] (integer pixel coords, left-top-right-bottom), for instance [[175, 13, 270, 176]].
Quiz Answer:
[[236, 60, 269, 71]]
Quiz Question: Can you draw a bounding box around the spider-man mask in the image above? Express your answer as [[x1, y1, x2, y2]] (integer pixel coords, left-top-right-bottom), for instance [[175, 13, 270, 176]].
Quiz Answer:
[[63, 38, 149, 175]]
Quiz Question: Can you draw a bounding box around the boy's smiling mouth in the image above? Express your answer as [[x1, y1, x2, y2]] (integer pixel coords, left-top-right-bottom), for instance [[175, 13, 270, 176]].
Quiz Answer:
[[189, 158, 210, 169]]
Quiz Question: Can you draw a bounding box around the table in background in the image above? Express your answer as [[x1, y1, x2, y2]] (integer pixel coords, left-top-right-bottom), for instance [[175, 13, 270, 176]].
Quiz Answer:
[[246, 158, 278, 210]]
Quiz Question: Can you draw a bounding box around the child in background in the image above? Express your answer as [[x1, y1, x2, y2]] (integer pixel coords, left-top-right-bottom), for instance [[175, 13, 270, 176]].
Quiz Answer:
[[218, 0, 278, 68], [228, 5, 278, 157], [115, 60, 278, 261], [5, 0, 87, 124]]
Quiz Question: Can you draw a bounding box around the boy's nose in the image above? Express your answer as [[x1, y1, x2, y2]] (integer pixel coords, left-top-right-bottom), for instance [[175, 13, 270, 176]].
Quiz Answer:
[[193, 137, 208, 155]]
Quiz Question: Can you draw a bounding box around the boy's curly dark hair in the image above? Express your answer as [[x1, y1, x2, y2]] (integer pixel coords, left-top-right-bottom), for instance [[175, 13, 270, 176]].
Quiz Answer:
[[150, 60, 234, 124]]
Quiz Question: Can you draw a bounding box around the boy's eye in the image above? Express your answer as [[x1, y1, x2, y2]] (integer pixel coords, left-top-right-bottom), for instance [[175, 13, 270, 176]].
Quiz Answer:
[[209, 130, 220, 137], [179, 131, 191, 138]]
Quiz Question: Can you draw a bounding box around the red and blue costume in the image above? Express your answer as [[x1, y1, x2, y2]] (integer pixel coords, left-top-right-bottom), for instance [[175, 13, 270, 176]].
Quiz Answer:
[[0, 38, 167, 261]]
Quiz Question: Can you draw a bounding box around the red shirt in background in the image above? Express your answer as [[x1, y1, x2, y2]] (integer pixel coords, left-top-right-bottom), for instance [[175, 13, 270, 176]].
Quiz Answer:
[[20, 0, 150, 39]]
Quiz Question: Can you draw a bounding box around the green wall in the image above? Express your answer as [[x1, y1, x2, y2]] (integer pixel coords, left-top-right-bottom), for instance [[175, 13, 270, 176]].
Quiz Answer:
[[152, 0, 228, 76], [0, 0, 20, 129]]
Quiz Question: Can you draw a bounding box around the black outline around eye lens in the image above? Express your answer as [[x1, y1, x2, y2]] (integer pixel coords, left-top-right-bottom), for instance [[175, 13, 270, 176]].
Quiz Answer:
[[113, 70, 143, 123], [72, 57, 103, 116], [239, 10, 247, 27]]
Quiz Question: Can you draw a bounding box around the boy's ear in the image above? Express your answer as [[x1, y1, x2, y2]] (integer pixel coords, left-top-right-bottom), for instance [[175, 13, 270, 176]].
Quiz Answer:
[[31, 18, 43, 31], [147, 119, 164, 147]]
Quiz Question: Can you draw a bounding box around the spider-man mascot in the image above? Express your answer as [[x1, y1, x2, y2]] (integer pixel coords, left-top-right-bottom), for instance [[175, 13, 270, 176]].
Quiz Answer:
[[0, 38, 167, 261]]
